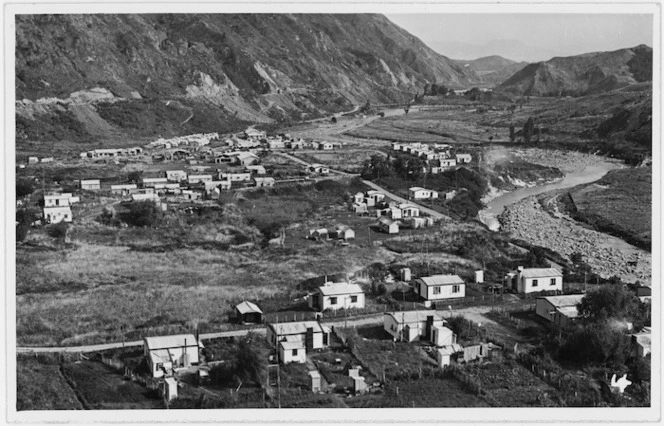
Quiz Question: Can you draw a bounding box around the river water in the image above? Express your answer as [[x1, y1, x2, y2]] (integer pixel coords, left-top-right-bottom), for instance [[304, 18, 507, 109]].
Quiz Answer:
[[480, 161, 623, 231]]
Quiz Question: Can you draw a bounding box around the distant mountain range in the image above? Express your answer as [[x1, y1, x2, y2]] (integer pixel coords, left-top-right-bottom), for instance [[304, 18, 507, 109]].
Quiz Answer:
[[454, 55, 529, 87], [15, 14, 477, 142], [497, 45, 653, 96]]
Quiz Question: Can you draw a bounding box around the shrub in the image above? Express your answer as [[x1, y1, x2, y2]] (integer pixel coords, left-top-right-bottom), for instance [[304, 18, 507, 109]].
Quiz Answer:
[[16, 209, 36, 242], [16, 178, 35, 198], [121, 201, 162, 227], [48, 222, 69, 239]]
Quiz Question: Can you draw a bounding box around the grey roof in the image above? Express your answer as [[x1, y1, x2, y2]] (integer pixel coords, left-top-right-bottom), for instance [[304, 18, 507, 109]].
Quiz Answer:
[[235, 301, 263, 315], [385, 310, 444, 325], [417, 275, 465, 286], [270, 321, 324, 336], [378, 217, 396, 226], [520, 268, 563, 278], [144, 334, 200, 351], [279, 340, 305, 350], [538, 294, 584, 308], [318, 282, 364, 296]]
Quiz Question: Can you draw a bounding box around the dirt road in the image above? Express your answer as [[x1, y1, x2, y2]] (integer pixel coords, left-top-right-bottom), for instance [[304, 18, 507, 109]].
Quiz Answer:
[[362, 180, 451, 221], [16, 304, 514, 354]]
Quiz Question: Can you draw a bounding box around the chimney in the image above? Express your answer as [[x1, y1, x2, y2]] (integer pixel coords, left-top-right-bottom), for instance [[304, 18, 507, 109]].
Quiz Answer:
[[517, 266, 524, 272]]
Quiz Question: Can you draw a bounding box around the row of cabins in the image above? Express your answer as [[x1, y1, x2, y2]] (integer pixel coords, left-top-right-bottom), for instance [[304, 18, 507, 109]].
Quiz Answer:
[[391, 142, 472, 169], [27, 156, 55, 164], [80, 147, 143, 160], [145, 133, 218, 150]]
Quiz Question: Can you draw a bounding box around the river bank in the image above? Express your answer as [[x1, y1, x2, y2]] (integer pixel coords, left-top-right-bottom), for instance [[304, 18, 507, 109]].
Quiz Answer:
[[499, 193, 651, 284], [479, 149, 624, 231]]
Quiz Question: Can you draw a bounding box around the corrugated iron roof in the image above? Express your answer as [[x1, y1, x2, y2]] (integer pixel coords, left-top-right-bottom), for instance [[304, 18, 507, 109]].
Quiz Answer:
[[539, 294, 584, 308], [318, 282, 364, 296], [270, 321, 323, 336], [279, 340, 305, 350], [378, 217, 396, 226], [386, 310, 444, 325], [417, 275, 465, 286], [236, 301, 263, 315], [144, 334, 200, 351], [520, 268, 563, 278], [557, 306, 581, 318]]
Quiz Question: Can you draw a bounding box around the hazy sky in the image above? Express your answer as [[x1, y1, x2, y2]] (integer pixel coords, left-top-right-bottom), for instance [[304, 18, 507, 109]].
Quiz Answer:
[[385, 14, 654, 62]]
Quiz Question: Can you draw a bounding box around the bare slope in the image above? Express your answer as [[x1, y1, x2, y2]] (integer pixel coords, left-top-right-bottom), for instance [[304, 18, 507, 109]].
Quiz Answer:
[[497, 45, 652, 96], [15, 14, 477, 143], [455, 55, 528, 87]]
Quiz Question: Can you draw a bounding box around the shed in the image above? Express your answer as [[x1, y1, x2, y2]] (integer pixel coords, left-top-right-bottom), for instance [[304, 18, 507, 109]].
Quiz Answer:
[[162, 377, 178, 401], [309, 228, 329, 240], [436, 346, 455, 367], [235, 301, 263, 324], [535, 294, 584, 329], [309, 370, 322, 393], [80, 179, 101, 191], [377, 217, 399, 234], [279, 340, 307, 364]]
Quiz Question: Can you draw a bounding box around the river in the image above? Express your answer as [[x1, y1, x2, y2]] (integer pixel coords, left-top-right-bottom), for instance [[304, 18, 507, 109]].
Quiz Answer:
[[480, 160, 623, 231]]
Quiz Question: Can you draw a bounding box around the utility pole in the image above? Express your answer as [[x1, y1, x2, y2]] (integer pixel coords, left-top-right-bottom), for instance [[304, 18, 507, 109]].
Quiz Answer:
[[275, 315, 281, 409]]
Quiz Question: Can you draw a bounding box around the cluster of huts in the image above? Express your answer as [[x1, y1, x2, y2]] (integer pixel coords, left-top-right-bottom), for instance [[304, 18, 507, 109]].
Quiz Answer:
[[308, 225, 355, 241], [349, 190, 437, 235], [391, 142, 472, 174], [138, 264, 651, 403]]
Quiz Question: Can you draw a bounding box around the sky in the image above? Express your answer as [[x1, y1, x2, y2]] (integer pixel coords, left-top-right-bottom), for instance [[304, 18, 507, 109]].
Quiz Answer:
[[385, 14, 654, 62]]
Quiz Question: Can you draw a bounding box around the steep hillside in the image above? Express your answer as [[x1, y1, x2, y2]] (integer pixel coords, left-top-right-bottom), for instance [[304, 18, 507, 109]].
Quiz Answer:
[[455, 56, 528, 87], [15, 14, 477, 143], [497, 45, 652, 96]]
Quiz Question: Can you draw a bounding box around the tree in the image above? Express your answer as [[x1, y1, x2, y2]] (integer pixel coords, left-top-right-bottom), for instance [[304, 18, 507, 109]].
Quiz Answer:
[[16, 209, 36, 242], [523, 117, 535, 143], [578, 285, 643, 325], [233, 338, 265, 386], [509, 124, 516, 142], [122, 201, 162, 227], [360, 154, 393, 180], [16, 178, 35, 198]]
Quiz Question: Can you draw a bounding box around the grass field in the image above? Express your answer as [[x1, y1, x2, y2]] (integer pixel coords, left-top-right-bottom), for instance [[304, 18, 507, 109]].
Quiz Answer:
[[568, 167, 651, 250], [16, 354, 83, 411]]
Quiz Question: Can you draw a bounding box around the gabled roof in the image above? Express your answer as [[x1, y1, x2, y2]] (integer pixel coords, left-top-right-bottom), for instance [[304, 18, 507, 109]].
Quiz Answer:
[[398, 203, 419, 210], [378, 217, 396, 226], [279, 340, 306, 350], [144, 334, 200, 351], [409, 186, 425, 191], [632, 333, 651, 348], [318, 282, 363, 296], [270, 321, 324, 336], [538, 294, 584, 308], [520, 268, 563, 278], [416, 275, 465, 286], [235, 301, 263, 315], [385, 310, 444, 325], [236, 152, 259, 159]]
